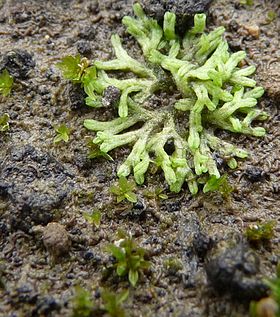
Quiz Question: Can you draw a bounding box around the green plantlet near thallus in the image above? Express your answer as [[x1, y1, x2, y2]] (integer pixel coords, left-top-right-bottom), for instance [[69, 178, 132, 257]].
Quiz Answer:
[[0, 113, 10, 132], [110, 176, 137, 203], [56, 55, 90, 83], [107, 231, 150, 287], [202, 174, 233, 197], [245, 220, 276, 243], [53, 123, 71, 144], [143, 187, 168, 200], [58, 4, 267, 194], [0, 69, 13, 97], [86, 138, 113, 161]]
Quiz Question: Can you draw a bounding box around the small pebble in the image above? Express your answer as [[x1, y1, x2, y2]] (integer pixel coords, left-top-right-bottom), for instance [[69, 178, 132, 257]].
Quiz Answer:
[[244, 24, 260, 38], [42, 222, 71, 263]]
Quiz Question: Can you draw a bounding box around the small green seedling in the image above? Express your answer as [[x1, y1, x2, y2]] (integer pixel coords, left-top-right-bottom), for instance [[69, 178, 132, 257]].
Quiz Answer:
[[56, 55, 90, 83], [54, 124, 71, 144], [86, 139, 113, 161], [266, 11, 277, 23], [245, 220, 276, 243], [143, 187, 168, 200], [0, 113, 9, 132], [110, 177, 137, 203], [164, 257, 183, 275], [203, 174, 233, 198], [107, 230, 150, 287], [101, 289, 129, 317], [0, 69, 13, 97], [72, 286, 94, 317], [83, 210, 102, 228], [143, 187, 168, 215]]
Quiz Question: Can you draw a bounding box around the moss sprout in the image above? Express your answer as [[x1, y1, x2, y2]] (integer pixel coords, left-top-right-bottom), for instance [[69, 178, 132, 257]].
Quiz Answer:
[[110, 177, 138, 203], [245, 220, 276, 243], [83, 210, 102, 228], [0, 113, 10, 132], [0, 69, 13, 96], [53, 124, 71, 144], [106, 230, 150, 287]]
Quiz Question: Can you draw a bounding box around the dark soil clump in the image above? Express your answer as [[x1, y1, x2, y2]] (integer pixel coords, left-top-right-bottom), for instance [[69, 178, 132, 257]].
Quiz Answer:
[[0, 145, 73, 232], [0, 49, 35, 79], [140, 0, 213, 33], [206, 234, 269, 300]]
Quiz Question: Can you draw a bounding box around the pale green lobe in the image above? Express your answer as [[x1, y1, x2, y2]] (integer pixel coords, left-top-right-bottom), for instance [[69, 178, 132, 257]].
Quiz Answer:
[[163, 12, 176, 40], [80, 4, 267, 193], [0, 69, 13, 97]]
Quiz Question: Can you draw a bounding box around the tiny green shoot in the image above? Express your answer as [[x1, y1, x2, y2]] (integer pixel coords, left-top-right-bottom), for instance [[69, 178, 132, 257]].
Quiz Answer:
[[143, 187, 168, 200], [83, 210, 102, 228], [56, 55, 89, 83], [72, 286, 94, 317], [245, 220, 276, 243], [54, 124, 71, 144], [266, 11, 277, 23], [101, 289, 129, 317], [0, 113, 10, 132], [164, 257, 183, 275], [203, 174, 233, 198], [107, 230, 150, 287], [86, 139, 113, 161], [0, 69, 13, 97], [110, 177, 137, 203]]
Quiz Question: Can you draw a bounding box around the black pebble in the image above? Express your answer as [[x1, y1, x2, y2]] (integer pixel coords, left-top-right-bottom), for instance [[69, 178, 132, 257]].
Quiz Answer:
[[245, 166, 267, 183], [66, 83, 86, 111], [102, 86, 121, 107], [78, 25, 97, 41], [76, 40, 92, 56]]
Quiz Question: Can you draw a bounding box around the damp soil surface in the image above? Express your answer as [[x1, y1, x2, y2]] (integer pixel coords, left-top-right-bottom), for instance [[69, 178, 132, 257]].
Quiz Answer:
[[0, 0, 279, 316]]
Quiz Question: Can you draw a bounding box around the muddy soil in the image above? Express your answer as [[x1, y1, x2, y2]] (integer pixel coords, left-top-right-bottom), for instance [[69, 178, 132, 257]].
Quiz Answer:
[[0, 0, 279, 316]]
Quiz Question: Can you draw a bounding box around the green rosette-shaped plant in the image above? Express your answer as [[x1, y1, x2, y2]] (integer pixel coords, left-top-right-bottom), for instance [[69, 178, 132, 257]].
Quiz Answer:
[[67, 4, 267, 194]]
